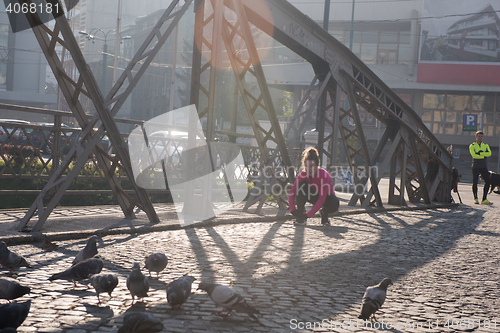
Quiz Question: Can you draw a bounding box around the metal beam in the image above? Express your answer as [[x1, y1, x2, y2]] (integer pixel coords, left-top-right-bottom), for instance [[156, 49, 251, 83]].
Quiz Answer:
[[17, 0, 191, 231], [343, 74, 382, 207], [17, 4, 137, 231]]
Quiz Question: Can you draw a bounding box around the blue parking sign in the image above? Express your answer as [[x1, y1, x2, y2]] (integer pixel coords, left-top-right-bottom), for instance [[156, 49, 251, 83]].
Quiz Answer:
[[463, 114, 477, 131]]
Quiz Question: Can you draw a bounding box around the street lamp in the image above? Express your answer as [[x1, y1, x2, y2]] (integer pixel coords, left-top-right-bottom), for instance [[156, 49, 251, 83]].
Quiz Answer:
[[79, 29, 114, 93], [349, 0, 355, 51]]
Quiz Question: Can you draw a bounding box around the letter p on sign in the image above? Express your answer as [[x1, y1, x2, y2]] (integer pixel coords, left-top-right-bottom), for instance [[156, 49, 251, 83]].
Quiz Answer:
[[463, 114, 477, 131]]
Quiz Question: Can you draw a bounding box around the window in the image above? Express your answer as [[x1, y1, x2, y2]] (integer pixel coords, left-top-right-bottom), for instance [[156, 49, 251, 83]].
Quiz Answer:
[[360, 43, 377, 64], [422, 110, 432, 121], [446, 94, 470, 111], [399, 31, 410, 44], [496, 114, 500, 136], [422, 92, 500, 136], [377, 50, 396, 64], [445, 111, 456, 122], [444, 123, 455, 135], [0, 24, 8, 87], [379, 31, 398, 43], [469, 40, 485, 48], [434, 111, 443, 122], [472, 94, 494, 111], [362, 31, 378, 43], [432, 123, 442, 134], [483, 125, 494, 136], [329, 24, 410, 65], [360, 31, 378, 64], [423, 93, 445, 109], [484, 112, 494, 124], [352, 31, 361, 43], [398, 43, 410, 64]]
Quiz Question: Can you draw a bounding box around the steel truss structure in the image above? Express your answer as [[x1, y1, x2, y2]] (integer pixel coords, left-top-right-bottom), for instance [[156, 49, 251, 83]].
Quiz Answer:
[[17, 0, 451, 231], [17, 0, 192, 231]]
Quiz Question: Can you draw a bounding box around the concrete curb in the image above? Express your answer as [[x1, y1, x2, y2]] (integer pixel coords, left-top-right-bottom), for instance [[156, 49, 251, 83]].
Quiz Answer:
[[1, 202, 459, 245]]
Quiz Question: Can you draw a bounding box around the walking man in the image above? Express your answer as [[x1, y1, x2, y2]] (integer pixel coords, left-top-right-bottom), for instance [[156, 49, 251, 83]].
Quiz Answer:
[[469, 131, 492, 204]]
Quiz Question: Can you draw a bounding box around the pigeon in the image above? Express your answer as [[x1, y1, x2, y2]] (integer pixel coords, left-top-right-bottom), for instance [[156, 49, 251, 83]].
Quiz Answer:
[[0, 278, 30, 302], [0, 242, 31, 273], [0, 327, 17, 333], [0, 300, 31, 330], [117, 311, 164, 333], [126, 262, 149, 305], [88, 273, 119, 304], [197, 282, 260, 320], [49, 255, 103, 286], [358, 278, 392, 320], [144, 253, 168, 278], [72, 235, 98, 266], [166, 275, 195, 309]]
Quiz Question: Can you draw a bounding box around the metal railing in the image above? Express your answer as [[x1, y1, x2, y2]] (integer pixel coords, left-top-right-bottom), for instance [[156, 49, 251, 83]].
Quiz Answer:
[[0, 104, 293, 201], [0, 104, 135, 198]]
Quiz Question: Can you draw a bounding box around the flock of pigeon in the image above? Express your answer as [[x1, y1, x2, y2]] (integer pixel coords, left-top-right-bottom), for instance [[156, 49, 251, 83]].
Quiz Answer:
[[0, 236, 262, 332], [0, 235, 392, 332]]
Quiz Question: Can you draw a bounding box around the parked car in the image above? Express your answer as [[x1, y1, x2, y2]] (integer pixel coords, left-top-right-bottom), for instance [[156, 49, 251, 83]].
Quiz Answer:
[[0, 119, 31, 145], [23, 123, 75, 154], [57, 128, 110, 155]]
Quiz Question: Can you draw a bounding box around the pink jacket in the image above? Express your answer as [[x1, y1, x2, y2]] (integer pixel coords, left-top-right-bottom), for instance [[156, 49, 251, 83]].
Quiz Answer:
[[288, 168, 335, 218]]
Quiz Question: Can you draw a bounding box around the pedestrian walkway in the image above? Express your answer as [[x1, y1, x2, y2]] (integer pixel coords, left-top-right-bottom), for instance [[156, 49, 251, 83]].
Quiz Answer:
[[0, 178, 462, 244], [1, 181, 498, 333]]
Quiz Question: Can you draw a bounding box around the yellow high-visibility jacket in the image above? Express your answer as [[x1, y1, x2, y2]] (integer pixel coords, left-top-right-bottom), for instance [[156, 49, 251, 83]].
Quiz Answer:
[[469, 141, 491, 168]]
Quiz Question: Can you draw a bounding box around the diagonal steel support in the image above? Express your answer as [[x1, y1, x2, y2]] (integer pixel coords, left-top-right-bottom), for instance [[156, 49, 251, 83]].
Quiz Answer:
[[406, 132, 431, 204], [360, 121, 399, 206], [243, 72, 333, 214], [17, 3, 138, 231], [189, 0, 292, 214], [342, 75, 382, 207], [17, 0, 191, 231], [228, 0, 291, 168], [282, 72, 332, 163], [388, 135, 407, 205], [314, 81, 342, 173]]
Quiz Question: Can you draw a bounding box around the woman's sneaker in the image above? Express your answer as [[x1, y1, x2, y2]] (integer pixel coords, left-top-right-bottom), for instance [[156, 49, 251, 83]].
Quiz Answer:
[[292, 210, 307, 225], [320, 209, 330, 225]]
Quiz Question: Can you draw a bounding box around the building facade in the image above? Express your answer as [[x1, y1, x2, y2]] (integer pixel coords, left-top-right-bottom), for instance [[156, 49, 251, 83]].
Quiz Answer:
[[287, 0, 500, 167], [0, 2, 56, 122]]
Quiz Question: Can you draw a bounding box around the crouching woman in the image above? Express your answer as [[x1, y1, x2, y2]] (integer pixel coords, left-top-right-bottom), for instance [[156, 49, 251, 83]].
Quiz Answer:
[[288, 147, 339, 225]]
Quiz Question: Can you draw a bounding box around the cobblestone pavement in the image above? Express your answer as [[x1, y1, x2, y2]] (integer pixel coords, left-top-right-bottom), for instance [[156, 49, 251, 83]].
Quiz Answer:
[[3, 200, 500, 332]]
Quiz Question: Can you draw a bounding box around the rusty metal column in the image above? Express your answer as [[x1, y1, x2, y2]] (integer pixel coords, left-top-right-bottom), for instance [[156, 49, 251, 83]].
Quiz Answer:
[[17, 0, 190, 231], [342, 75, 382, 207], [317, 81, 328, 166]]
